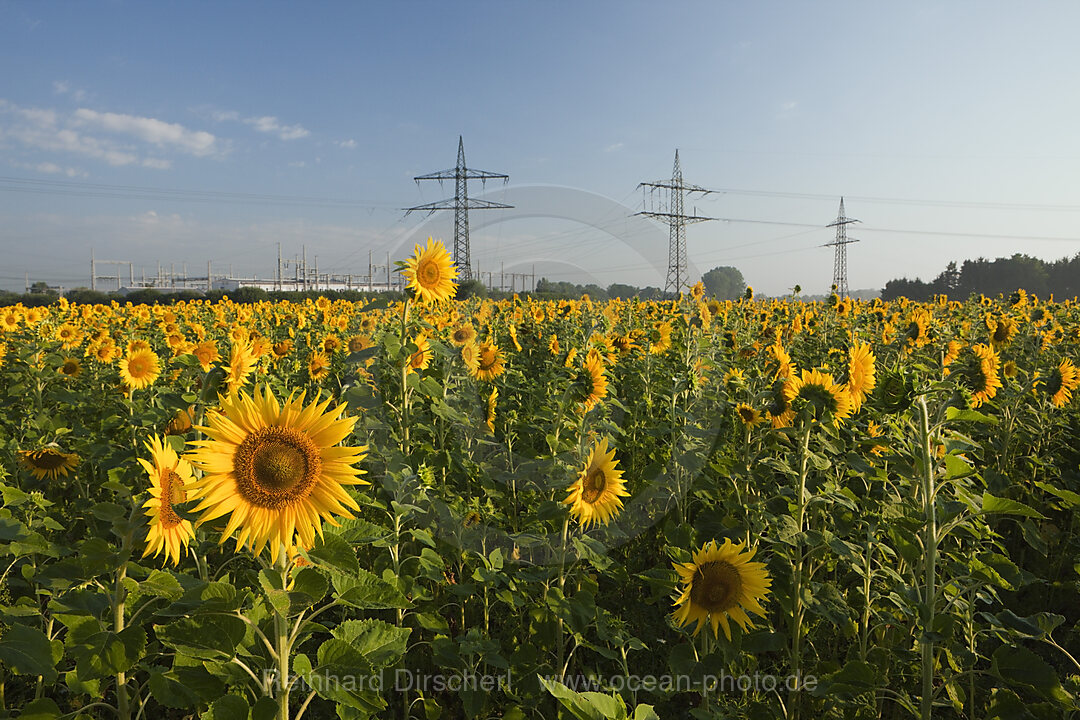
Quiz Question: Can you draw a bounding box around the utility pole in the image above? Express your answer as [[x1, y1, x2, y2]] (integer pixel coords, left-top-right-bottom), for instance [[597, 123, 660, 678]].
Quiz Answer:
[[207, 261, 212, 291], [635, 150, 717, 296], [90, 249, 96, 291], [277, 243, 282, 292], [825, 197, 860, 298], [405, 136, 512, 281]]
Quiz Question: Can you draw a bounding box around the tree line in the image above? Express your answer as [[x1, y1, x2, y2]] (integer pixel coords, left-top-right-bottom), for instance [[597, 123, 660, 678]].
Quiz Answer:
[[881, 252, 1080, 301]]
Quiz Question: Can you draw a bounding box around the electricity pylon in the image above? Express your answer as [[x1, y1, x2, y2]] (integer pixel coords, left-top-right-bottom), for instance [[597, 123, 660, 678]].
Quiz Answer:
[[405, 136, 511, 281], [635, 150, 716, 295], [825, 197, 860, 298]]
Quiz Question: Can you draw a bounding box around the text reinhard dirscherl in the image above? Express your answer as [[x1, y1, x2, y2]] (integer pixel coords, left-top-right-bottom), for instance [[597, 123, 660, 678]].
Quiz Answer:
[[262, 669, 818, 695]]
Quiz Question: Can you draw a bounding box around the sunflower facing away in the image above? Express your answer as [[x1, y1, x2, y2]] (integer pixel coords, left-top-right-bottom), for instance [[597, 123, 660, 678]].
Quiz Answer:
[[187, 385, 368, 561], [138, 434, 196, 566], [404, 237, 458, 304], [671, 539, 771, 641], [564, 437, 629, 529], [119, 348, 161, 390], [18, 446, 79, 480]]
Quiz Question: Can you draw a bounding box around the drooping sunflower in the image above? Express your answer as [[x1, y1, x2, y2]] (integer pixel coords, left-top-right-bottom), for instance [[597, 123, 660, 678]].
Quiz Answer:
[[460, 341, 480, 375], [473, 339, 505, 381], [186, 385, 368, 561], [564, 437, 629, 529], [671, 539, 771, 641], [138, 435, 196, 566], [783, 368, 853, 423], [1043, 358, 1080, 408], [844, 341, 877, 413], [120, 348, 161, 390], [18, 446, 80, 480], [404, 237, 458, 304]]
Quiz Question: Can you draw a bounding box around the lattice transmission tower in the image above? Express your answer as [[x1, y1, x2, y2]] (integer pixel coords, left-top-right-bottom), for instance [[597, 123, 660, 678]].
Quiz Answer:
[[635, 150, 716, 295], [405, 136, 511, 281], [824, 197, 860, 298]]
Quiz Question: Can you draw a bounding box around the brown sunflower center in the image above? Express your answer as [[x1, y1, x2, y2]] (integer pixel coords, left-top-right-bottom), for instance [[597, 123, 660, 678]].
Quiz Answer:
[[61, 360, 79, 375], [233, 427, 321, 508], [159, 469, 186, 528], [582, 468, 607, 504], [690, 560, 743, 613], [29, 450, 68, 470], [418, 258, 441, 287]]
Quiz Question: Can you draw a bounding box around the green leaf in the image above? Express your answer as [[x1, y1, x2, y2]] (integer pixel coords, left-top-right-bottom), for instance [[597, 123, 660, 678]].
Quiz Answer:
[[148, 670, 202, 709], [0, 623, 59, 680], [332, 618, 411, 667], [1033, 480, 1080, 507], [251, 697, 280, 720], [329, 568, 411, 609], [539, 676, 629, 720], [16, 698, 61, 720], [156, 615, 246, 660], [140, 570, 184, 600], [307, 532, 359, 574], [982, 493, 1046, 519], [991, 644, 1073, 705], [946, 406, 999, 425], [207, 694, 249, 720], [73, 626, 146, 679], [290, 567, 329, 608], [259, 569, 291, 617]]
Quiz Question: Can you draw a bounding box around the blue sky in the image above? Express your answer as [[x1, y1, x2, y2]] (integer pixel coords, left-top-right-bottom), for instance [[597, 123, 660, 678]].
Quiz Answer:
[[3, 1, 1080, 295]]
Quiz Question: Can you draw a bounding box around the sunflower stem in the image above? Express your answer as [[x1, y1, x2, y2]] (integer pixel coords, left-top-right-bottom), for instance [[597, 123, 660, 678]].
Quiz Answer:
[[790, 421, 812, 720], [399, 298, 412, 455], [113, 562, 130, 720], [917, 394, 937, 720], [275, 551, 292, 720]]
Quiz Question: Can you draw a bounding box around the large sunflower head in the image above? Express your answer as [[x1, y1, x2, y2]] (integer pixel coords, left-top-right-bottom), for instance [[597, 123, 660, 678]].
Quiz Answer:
[[844, 341, 877, 413], [955, 343, 1002, 408], [187, 385, 368, 561], [138, 435, 196, 566], [564, 437, 629, 529], [671, 539, 771, 641], [193, 340, 220, 373], [1043, 358, 1080, 408], [783, 368, 853, 423], [120, 348, 161, 390], [473, 339, 505, 381], [18, 446, 79, 480], [404, 237, 458, 304]]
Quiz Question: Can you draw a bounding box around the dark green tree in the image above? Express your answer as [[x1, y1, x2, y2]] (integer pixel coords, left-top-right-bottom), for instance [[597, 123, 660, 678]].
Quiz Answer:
[[700, 266, 746, 300]]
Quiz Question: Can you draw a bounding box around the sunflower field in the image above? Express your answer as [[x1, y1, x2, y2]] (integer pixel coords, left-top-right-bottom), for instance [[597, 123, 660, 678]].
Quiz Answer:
[[0, 239, 1078, 720]]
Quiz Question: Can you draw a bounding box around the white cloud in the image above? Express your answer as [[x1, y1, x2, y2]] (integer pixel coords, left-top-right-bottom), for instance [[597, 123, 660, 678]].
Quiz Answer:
[[52, 81, 68, 95], [52, 80, 87, 102], [336, 139, 357, 149], [0, 98, 222, 169], [288, 160, 306, 168], [604, 142, 624, 153], [244, 115, 309, 141], [73, 108, 219, 156]]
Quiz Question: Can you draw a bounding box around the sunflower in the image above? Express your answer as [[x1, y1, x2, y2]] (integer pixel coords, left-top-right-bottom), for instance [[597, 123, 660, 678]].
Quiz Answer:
[[767, 342, 795, 381], [473, 339, 505, 381], [93, 341, 118, 364], [322, 334, 343, 354], [408, 335, 432, 374], [485, 386, 498, 434], [578, 354, 608, 411], [844, 342, 876, 413], [346, 335, 372, 354], [783, 368, 853, 423], [671, 539, 771, 641], [165, 406, 196, 435], [404, 237, 458, 304], [767, 381, 795, 429], [989, 315, 1017, 347], [0, 342, 6, 368], [548, 334, 560, 356], [138, 435, 196, 566], [187, 385, 368, 561], [272, 339, 294, 360], [193, 340, 220, 372], [0, 308, 19, 332], [225, 340, 257, 395], [58, 357, 82, 379], [649, 321, 672, 355], [18, 446, 80, 480], [460, 341, 480, 375], [564, 437, 629, 529], [735, 403, 763, 428], [308, 350, 331, 381], [956, 344, 1002, 408], [120, 348, 161, 390], [1043, 358, 1080, 408]]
